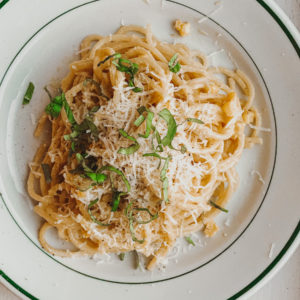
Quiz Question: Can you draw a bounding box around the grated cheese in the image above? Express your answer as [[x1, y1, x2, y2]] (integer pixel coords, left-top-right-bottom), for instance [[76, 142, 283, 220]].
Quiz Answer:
[[197, 4, 223, 25], [30, 113, 36, 126], [251, 170, 265, 185], [207, 48, 225, 58], [248, 123, 271, 132], [268, 243, 275, 259]]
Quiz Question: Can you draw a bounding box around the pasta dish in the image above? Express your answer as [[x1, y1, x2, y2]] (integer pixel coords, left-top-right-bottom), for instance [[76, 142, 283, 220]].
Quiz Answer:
[[27, 25, 262, 270]]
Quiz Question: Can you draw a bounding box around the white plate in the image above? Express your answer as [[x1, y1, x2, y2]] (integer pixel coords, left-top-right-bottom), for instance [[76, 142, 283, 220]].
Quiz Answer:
[[0, 0, 299, 299]]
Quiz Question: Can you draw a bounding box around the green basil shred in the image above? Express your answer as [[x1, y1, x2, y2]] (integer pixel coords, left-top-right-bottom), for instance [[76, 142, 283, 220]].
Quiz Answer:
[[85, 172, 107, 183], [134, 250, 140, 269], [138, 111, 154, 138], [117, 129, 140, 155], [88, 199, 110, 226], [45, 94, 63, 118], [112, 56, 142, 92], [111, 190, 126, 212], [168, 53, 181, 73], [45, 92, 75, 124], [125, 202, 144, 243], [99, 165, 131, 211], [41, 163, 52, 184], [125, 201, 158, 243], [158, 108, 177, 148], [118, 253, 125, 261], [83, 78, 109, 100], [99, 165, 131, 192], [185, 236, 195, 246], [186, 118, 204, 124], [62, 94, 76, 124], [143, 152, 167, 169], [209, 200, 228, 213], [97, 53, 121, 67], [160, 155, 171, 203], [23, 82, 35, 105]]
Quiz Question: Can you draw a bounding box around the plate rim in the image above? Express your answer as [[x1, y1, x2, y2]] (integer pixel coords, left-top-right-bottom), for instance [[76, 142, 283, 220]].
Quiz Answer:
[[0, 0, 299, 299], [0, 0, 280, 285]]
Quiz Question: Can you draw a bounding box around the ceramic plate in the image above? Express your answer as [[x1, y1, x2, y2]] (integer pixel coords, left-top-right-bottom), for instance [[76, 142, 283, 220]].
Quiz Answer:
[[0, 0, 299, 299]]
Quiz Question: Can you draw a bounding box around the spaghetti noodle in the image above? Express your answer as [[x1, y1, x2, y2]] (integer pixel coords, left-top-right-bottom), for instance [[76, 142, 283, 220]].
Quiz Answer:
[[27, 25, 262, 270]]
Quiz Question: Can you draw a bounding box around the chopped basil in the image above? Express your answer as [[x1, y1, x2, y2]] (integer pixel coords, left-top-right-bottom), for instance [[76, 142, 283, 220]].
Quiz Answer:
[[134, 250, 140, 269], [156, 145, 163, 152], [150, 126, 163, 152], [155, 129, 162, 145], [137, 106, 147, 115], [44, 92, 75, 123], [85, 172, 107, 183], [158, 108, 177, 148], [97, 53, 121, 67], [143, 152, 167, 169], [143, 153, 166, 159], [44, 86, 52, 101], [185, 236, 195, 246], [186, 118, 204, 124], [71, 142, 76, 152], [209, 200, 228, 213], [119, 253, 125, 261], [99, 165, 131, 193], [132, 87, 143, 93], [134, 115, 145, 127], [71, 154, 102, 186], [125, 201, 145, 244], [72, 116, 99, 142], [111, 190, 126, 212], [180, 145, 187, 154], [62, 94, 76, 124], [112, 56, 142, 92], [41, 163, 52, 184], [76, 153, 84, 162], [23, 82, 35, 105], [83, 78, 109, 100], [168, 53, 181, 73], [90, 105, 100, 113], [113, 58, 138, 75], [117, 129, 140, 155], [45, 94, 63, 118], [160, 155, 171, 203], [64, 130, 79, 141], [100, 166, 130, 211], [125, 201, 158, 243], [129, 217, 144, 243], [134, 106, 150, 128], [88, 199, 110, 226], [138, 111, 154, 138], [132, 207, 158, 224]]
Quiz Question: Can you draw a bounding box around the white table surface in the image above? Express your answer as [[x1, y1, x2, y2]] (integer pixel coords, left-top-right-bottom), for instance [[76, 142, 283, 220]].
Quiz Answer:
[[0, 0, 299, 299]]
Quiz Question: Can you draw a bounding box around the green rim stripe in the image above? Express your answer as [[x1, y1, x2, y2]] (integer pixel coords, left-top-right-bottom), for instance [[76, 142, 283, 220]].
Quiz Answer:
[[257, 0, 300, 58], [0, 0, 9, 9], [0, 270, 38, 300], [228, 221, 300, 299]]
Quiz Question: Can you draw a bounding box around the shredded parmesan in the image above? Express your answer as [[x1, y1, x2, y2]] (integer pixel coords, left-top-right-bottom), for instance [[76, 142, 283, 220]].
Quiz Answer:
[[268, 243, 275, 258], [251, 170, 265, 185], [29, 25, 262, 271], [248, 123, 271, 132], [197, 4, 223, 25]]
